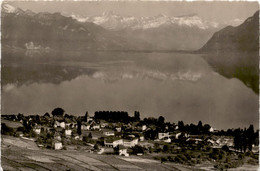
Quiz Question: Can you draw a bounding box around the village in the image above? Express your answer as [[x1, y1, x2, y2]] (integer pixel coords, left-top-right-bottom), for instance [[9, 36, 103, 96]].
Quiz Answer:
[[1, 108, 259, 169]]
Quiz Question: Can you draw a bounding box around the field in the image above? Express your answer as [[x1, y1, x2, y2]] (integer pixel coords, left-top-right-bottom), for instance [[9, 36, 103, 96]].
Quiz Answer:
[[1, 136, 258, 171], [1, 136, 191, 171]]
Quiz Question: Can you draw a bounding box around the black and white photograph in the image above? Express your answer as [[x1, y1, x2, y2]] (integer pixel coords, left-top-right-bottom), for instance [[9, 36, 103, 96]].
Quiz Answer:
[[1, 1, 259, 170]]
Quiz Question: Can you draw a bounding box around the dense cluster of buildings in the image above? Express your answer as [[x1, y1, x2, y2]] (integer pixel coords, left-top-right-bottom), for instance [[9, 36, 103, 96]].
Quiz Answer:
[[2, 112, 243, 156]]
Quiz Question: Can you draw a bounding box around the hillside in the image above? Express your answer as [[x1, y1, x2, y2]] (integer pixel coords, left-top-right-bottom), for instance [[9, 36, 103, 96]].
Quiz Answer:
[[199, 11, 259, 52], [198, 11, 259, 94]]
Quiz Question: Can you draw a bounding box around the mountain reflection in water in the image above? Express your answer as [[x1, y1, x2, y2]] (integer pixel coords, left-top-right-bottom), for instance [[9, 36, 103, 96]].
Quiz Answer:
[[2, 50, 258, 129]]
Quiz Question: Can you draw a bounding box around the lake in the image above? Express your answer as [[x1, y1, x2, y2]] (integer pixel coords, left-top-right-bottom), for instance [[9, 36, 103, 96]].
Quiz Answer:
[[1, 50, 258, 129]]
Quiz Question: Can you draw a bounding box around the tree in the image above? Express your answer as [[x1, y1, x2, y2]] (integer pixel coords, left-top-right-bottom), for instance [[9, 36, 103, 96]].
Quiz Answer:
[[131, 145, 145, 155], [163, 144, 169, 152], [77, 120, 82, 135], [51, 108, 65, 117], [1, 123, 14, 135], [178, 121, 185, 131], [84, 111, 89, 122], [198, 121, 203, 133], [203, 124, 211, 134], [17, 113, 24, 121], [88, 132, 92, 139], [35, 115, 40, 124], [247, 125, 255, 151], [94, 144, 100, 151], [158, 116, 165, 125], [134, 111, 140, 121]]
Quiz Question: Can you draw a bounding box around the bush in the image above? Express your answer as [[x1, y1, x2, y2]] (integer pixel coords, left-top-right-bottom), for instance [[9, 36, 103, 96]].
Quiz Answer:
[[160, 157, 167, 163], [167, 156, 174, 162], [1, 123, 14, 135], [238, 153, 245, 160], [222, 145, 229, 152], [163, 145, 169, 152], [131, 145, 145, 155]]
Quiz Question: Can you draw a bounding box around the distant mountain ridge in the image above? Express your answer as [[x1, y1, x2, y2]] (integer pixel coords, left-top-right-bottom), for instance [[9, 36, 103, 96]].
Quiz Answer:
[[199, 10, 259, 52], [72, 11, 226, 50]]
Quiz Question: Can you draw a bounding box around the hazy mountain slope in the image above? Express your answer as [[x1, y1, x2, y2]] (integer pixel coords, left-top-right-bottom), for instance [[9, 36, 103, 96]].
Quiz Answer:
[[199, 11, 259, 94], [199, 11, 259, 52], [1, 4, 142, 51]]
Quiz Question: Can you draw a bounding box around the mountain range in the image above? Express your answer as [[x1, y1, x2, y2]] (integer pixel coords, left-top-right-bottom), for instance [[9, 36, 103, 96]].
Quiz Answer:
[[2, 3, 232, 51], [72, 11, 230, 50]]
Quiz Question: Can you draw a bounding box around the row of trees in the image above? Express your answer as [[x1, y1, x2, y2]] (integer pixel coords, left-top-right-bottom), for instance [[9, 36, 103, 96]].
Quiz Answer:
[[233, 125, 258, 152], [177, 121, 212, 135]]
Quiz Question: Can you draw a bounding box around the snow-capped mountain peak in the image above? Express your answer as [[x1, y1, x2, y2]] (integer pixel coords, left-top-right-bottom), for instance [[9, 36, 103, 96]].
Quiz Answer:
[[2, 3, 16, 13], [72, 12, 220, 31]]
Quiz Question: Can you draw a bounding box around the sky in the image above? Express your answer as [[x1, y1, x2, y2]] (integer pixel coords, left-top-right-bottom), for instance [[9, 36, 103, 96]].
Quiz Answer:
[[8, 1, 259, 23]]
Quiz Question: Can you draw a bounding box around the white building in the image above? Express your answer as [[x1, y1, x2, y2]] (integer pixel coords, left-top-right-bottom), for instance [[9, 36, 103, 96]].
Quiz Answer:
[[103, 131, 115, 136], [104, 139, 123, 148], [119, 146, 129, 156], [115, 127, 121, 132], [123, 139, 138, 148], [33, 128, 41, 134], [54, 121, 65, 128], [142, 125, 147, 131], [163, 137, 171, 143], [175, 132, 182, 139], [54, 142, 63, 150], [65, 129, 72, 137], [158, 132, 170, 140]]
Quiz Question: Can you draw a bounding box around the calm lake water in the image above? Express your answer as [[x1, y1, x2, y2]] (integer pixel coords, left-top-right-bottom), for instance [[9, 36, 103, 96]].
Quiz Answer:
[[2, 50, 258, 129]]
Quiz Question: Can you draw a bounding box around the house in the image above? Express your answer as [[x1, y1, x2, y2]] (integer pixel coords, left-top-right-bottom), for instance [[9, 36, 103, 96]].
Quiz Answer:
[[54, 141, 63, 150], [74, 134, 82, 140], [104, 137, 123, 148], [65, 129, 72, 137], [81, 120, 100, 130], [162, 137, 171, 143], [54, 132, 62, 141], [142, 125, 147, 131], [186, 138, 203, 144], [209, 127, 214, 132], [139, 136, 144, 141], [123, 138, 138, 148], [175, 132, 182, 139], [115, 127, 122, 132], [118, 145, 129, 156], [33, 127, 41, 134], [81, 124, 90, 130], [158, 132, 170, 140], [103, 130, 115, 136], [100, 120, 109, 128], [54, 121, 65, 128]]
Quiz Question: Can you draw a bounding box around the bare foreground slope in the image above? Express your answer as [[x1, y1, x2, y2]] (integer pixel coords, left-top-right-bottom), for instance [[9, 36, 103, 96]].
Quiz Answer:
[[2, 135, 194, 171], [2, 135, 259, 171]]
